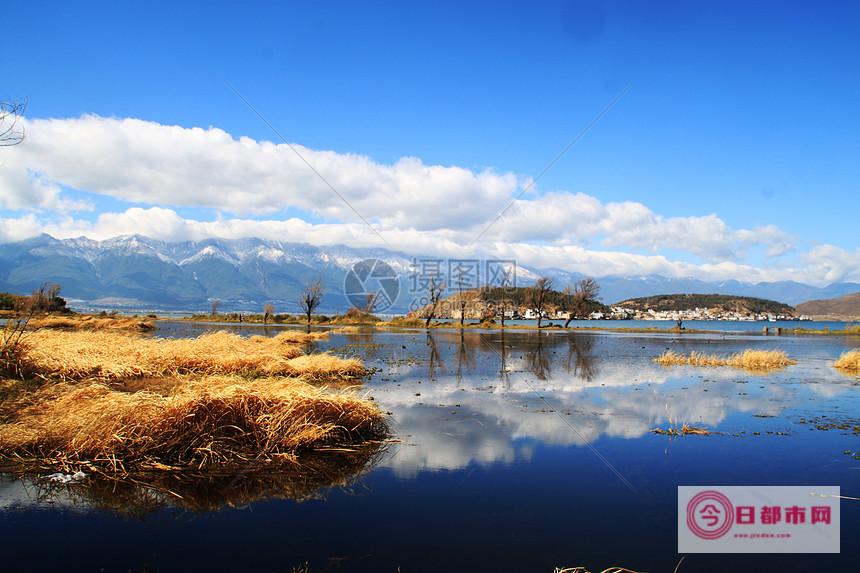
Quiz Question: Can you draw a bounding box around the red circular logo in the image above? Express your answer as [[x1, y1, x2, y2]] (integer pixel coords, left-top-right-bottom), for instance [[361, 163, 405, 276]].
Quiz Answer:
[[687, 490, 734, 539]]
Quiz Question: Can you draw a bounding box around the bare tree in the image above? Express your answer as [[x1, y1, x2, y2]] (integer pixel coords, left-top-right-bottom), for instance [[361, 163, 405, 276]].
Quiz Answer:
[[263, 302, 274, 325], [0, 101, 25, 147], [423, 278, 445, 328], [497, 296, 510, 327], [363, 292, 377, 314], [489, 276, 514, 328], [527, 277, 553, 329], [563, 278, 601, 328], [210, 298, 220, 316], [456, 283, 469, 328], [31, 283, 64, 313], [299, 279, 324, 332]]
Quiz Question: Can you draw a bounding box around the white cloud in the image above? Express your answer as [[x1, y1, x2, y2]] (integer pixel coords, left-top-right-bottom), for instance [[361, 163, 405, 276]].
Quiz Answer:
[[495, 192, 793, 260], [6, 115, 517, 230], [0, 113, 854, 283], [801, 244, 860, 283]]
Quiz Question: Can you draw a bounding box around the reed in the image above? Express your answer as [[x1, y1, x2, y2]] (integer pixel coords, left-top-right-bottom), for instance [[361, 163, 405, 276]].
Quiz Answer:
[[22, 330, 365, 382], [834, 350, 860, 373], [28, 315, 155, 332], [655, 349, 796, 371], [0, 375, 385, 474]]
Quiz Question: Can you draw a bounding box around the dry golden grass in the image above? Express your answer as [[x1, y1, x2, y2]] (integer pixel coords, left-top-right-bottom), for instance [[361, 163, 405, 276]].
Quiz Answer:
[[22, 330, 364, 382], [329, 325, 362, 334], [655, 349, 796, 371], [834, 350, 860, 373], [0, 327, 385, 478], [28, 315, 156, 332], [0, 375, 385, 474]]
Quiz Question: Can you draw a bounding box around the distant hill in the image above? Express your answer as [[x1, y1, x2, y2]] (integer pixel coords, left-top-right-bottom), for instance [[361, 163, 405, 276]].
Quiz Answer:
[[796, 292, 860, 320], [616, 293, 795, 316]]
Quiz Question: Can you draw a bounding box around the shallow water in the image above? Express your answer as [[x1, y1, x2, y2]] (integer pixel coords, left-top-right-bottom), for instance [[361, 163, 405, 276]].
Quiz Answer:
[[439, 317, 856, 332], [2, 325, 860, 571]]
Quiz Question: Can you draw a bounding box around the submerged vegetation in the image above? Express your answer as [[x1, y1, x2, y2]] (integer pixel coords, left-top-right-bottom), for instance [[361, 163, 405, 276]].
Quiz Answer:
[[651, 423, 712, 436], [0, 325, 386, 478], [654, 349, 797, 371], [24, 445, 383, 516]]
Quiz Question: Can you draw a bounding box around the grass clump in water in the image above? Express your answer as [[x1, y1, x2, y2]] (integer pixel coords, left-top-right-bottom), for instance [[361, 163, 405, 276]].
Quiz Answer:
[[834, 350, 860, 374], [0, 328, 385, 478], [0, 376, 385, 475], [22, 329, 365, 382], [28, 315, 155, 332], [655, 349, 796, 371], [651, 423, 711, 436]]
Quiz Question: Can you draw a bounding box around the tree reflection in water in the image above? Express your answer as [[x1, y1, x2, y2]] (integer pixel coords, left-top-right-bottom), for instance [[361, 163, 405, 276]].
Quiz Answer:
[[524, 333, 552, 381], [455, 331, 477, 385], [426, 331, 444, 380], [566, 334, 598, 382]]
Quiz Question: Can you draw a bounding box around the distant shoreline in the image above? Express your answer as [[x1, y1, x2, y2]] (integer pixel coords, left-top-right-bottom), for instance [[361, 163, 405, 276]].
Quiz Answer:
[[155, 316, 860, 337]]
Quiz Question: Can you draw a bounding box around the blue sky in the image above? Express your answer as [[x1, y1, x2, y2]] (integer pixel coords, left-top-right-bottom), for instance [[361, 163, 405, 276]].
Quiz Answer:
[[2, 0, 859, 284]]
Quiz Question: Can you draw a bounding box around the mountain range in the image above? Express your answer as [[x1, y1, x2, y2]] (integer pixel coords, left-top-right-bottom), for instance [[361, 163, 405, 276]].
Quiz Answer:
[[0, 234, 858, 313]]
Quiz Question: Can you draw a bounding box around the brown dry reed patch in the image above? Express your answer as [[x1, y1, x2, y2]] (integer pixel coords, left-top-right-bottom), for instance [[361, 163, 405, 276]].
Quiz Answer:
[[834, 350, 860, 374], [0, 375, 386, 475], [655, 349, 796, 371], [328, 325, 362, 334], [28, 315, 156, 332], [23, 330, 365, 382], [651, 423, 711, 436]]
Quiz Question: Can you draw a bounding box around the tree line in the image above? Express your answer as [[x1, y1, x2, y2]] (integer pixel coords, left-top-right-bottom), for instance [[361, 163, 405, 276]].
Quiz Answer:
[[0, 283, 68, 314], [420, 276, 604, 328]]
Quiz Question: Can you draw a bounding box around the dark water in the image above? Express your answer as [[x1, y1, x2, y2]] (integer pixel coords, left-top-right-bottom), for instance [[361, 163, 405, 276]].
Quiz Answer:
[[2, 324, 860, 572]]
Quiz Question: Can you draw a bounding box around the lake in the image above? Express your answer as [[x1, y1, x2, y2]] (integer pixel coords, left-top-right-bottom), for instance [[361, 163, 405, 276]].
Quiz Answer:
[[2, 323, 859, 572]]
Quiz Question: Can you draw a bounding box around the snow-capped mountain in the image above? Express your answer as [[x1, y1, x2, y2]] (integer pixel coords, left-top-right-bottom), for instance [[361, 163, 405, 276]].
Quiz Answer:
[[0, 234, 857, 312]]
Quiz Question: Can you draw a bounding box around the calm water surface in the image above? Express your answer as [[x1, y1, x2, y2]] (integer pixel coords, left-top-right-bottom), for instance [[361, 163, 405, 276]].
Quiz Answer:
[[2, 323, 859, 572]]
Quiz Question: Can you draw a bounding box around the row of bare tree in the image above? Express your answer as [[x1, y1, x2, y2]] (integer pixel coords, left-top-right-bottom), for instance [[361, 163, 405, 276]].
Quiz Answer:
[[419, 276, 601, 328], [531, 277, 601, 328]]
